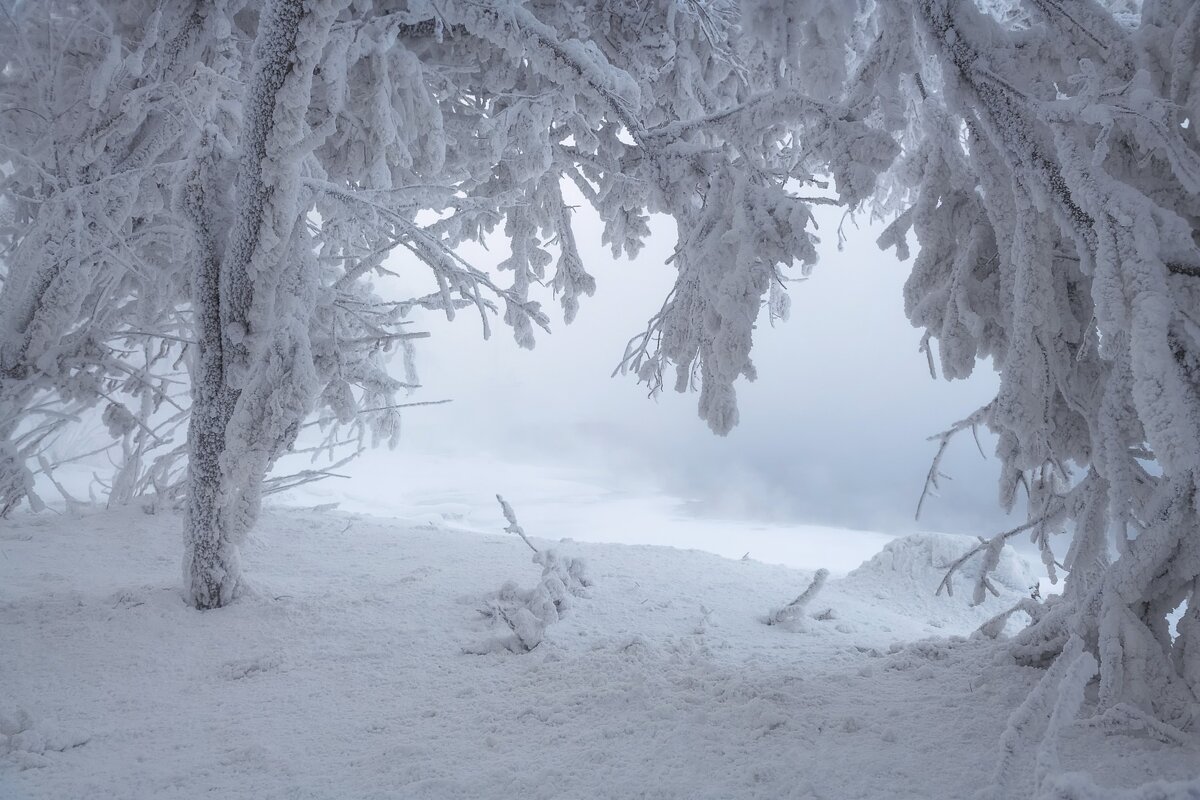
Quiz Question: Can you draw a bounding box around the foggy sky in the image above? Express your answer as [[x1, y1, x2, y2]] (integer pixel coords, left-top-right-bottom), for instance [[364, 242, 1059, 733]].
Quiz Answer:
[[388, 204, 1023, 538]]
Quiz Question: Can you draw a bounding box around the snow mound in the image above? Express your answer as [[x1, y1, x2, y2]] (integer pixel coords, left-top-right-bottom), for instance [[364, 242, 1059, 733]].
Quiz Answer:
[[845, 532, 1036, 595], [833, 533, 1039, 631], [1, 709, 89, 770]]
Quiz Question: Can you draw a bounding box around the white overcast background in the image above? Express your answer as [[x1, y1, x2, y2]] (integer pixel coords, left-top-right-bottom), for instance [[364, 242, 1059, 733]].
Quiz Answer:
[[368, 198, 1023, 542]]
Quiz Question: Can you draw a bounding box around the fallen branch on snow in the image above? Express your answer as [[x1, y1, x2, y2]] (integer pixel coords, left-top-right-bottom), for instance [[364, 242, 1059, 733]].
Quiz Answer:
[[767, 568, 829, 628]]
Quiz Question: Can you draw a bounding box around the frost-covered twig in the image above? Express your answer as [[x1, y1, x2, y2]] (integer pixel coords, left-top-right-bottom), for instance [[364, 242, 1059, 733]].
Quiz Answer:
[[976, 597, 1047, 640], [935, 514, 1056, 603], [35, 455, 87, 515], [768, 568, 829, 627], [1077, 703, 1193, 747], [916, 403, 992, 521], [496, 494, 538, 553], [262, 468, 352, 497]]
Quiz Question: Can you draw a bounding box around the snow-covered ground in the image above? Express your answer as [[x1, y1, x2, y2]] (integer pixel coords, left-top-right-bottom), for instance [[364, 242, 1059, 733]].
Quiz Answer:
[[3, 473, 1198, 798]]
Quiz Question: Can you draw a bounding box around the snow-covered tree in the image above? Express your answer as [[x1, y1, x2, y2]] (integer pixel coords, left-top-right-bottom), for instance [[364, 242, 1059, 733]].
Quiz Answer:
[[0, 0, 427, 593], [4, 0, 870, 606], [881, 0, 1200, 739], [5, 0, 1197, 756], [174, 0, 888, 608], [621, 0, 1200, 750]]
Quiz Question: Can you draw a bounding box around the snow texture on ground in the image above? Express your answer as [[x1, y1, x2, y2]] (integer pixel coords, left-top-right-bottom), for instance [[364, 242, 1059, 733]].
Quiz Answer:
[[2, 504, 1197, 799]]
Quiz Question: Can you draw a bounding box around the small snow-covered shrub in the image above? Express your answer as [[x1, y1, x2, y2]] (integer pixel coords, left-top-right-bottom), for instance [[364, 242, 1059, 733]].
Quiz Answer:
[[478, 550, 591, 653], [474, 497, 591, 653]]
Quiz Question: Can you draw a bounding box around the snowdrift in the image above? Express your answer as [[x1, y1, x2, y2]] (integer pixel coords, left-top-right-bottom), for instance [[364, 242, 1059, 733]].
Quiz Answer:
[[832, 532, 1039, 633], [1, 507, 1194, 799]]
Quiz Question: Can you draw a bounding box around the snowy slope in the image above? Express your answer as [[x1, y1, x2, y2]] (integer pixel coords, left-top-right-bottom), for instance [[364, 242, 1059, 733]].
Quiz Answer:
[[2, 506, 1197, 799]]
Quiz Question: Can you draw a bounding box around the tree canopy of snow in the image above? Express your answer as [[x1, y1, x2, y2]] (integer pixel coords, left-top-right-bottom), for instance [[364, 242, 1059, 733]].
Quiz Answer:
[[1, 0, 1199, 771]]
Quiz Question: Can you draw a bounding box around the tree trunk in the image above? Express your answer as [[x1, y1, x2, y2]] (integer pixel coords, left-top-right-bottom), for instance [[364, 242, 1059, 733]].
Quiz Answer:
[[0, 390, 37, 517], [182, 0, 308, 609], [182, 147, 239, 608]]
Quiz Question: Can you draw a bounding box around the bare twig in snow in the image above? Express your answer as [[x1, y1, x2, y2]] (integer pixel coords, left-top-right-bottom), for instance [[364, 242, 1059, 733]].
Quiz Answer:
[[496, 494, 538, 553]]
